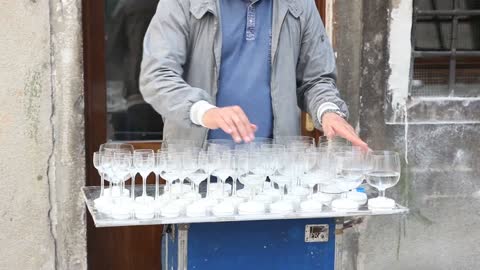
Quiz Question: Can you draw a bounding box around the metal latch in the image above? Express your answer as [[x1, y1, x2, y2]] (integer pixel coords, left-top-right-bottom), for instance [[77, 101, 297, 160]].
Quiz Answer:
[[305, 224, 329, 242]]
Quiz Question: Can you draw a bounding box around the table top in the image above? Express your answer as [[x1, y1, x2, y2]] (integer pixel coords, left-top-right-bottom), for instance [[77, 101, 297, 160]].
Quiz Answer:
[[82, 185, 409, 228]]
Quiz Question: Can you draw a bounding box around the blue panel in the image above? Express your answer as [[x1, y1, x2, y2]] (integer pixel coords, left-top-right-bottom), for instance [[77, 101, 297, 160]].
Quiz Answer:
[[164, 218, 336, 270]]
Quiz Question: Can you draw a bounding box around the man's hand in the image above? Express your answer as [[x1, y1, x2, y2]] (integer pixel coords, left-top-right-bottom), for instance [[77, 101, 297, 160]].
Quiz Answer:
[[203, 106, 257, 143], [322, 112, 369, 151]]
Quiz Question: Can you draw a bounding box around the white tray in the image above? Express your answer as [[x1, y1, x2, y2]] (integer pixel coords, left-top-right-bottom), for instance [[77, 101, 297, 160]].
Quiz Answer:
[[82, 185, 409, 227]]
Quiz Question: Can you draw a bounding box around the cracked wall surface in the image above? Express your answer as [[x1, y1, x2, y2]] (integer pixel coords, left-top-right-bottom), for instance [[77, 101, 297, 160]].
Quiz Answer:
[[335, 0, 480, 269], [0, 0, 86, 269]]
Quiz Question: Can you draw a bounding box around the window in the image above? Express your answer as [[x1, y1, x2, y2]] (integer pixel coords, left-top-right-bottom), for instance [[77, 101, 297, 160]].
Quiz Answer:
[[411, 0, 480, 97], [105, 0, 163, 141]]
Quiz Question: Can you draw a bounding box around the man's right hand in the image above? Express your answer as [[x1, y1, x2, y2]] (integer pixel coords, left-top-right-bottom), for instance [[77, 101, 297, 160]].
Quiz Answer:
[[203, 106, 257, 143]]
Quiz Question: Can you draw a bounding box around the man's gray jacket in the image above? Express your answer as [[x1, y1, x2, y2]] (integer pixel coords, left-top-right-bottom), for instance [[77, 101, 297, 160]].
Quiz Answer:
[[140, 0, 348, 145]]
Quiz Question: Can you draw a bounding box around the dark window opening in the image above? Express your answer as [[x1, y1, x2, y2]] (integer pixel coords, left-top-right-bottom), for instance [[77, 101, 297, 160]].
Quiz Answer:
[[105, 0, 163, 141], [411, 0, 480, 97]]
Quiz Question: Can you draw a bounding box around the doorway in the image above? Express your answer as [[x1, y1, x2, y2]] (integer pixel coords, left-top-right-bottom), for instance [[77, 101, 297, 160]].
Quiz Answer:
[[83, 0, 329, 269]]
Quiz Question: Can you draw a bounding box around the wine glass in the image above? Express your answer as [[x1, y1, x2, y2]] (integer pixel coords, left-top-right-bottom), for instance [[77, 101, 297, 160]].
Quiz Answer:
[[111, 153, 134, 219], [188, 152, 209, 197], [180, 154, 198, 196], [93, 151, 105, 197], [366, 151, 401, 209], [237, 154, 266, 215], [100, 143, 133, 195], [330, 149, 367, 211], [113, 151, 132, 196], [133, 149, 155, 204], [159, 151, 182, 200], [213, 151, 235, 198], [101, 152, 114, 197], [93, 152, 114, 213], [202, 151, 221, 199], [259, 144, 284, 190], [100, 142, 134, 155]]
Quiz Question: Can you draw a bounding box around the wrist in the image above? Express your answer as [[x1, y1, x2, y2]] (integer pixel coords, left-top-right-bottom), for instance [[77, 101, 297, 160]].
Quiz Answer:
[[317, 102, 345, 126], [190, 100, 217, 127]]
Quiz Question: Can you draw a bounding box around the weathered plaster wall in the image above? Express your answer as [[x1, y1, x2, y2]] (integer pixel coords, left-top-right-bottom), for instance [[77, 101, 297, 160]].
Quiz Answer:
[[335, 0, 480, 269], [333, 0, 363, 131], [0, 0, 86, 269]]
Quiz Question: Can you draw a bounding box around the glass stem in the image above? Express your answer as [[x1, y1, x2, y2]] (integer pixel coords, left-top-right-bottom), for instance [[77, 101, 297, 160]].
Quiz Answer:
[[380, 189, 386, 198], [167, 181, 172, 200], [221, 178, 225, 198], [206, 173, 211, 198], [180, 177, 184, 194], [100, 172, 105, 197], [130, 173, 135, 200], [155, 173, 159, 200], [232, 174, 238, 196], [195, 183, 200, 196], [142, 175, 147, 197], [109, 181, 112, 197]]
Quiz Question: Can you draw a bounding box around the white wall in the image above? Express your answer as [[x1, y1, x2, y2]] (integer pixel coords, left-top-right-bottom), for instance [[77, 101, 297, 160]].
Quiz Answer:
[[0, 0, 86, 269]]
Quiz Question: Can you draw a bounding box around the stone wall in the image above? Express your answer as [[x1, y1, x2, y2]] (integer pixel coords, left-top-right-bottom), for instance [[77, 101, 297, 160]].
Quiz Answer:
[[0, 0, 86, 269], [334, 0, 480, 269]]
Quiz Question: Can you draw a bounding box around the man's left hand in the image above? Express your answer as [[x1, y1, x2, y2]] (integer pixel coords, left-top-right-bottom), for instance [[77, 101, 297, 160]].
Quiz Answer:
[[321, 112, 369, 151]]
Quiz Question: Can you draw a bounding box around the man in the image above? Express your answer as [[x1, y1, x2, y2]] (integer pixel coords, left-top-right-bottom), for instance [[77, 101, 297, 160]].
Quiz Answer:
[[140, 0, 368, 149]]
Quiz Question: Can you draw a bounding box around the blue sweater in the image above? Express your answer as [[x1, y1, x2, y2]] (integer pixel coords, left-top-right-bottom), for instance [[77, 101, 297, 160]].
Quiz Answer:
[[208, 0, 273, 140]]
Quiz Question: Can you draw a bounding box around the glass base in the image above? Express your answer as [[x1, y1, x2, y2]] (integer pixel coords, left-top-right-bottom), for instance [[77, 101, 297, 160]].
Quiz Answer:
[[212, 203, 235, 216], [262, 188, 282, 202], [270, 200, 294, 214], [300, 199, 323, 213], [331, 198, 358, 211], [94, 196, 113, 214], [347, 191, 368, 206], [134, 203, 155, 219], [368, 197, 396, 210], [112, 203, 133, 220], [238, 201, 265, 215], [310, 193, 333, 205], [135, 195, 154, 204], [186, 203, 208, 217]]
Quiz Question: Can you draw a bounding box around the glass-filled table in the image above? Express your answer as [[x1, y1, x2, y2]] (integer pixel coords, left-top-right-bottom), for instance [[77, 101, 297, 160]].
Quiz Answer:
[[83, 185, 408, 270]]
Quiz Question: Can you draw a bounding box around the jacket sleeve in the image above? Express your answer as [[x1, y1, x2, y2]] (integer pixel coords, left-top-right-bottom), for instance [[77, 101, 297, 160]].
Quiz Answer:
[[140, 0, 213, 128], [296, 0, 349, 129]]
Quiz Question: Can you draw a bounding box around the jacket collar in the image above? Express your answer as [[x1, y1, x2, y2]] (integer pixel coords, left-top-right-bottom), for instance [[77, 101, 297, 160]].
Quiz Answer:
[[190, 0, 303, 20], [190, 0, 217, 19], [281, 0, 303, 18]]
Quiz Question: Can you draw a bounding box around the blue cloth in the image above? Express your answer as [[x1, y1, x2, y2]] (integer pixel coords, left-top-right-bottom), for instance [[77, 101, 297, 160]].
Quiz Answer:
[[208, 0, 273, 140]]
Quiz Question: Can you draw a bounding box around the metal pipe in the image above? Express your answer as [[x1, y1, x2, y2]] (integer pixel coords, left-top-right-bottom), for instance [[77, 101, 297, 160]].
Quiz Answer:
[[449, 0, 459, 95]]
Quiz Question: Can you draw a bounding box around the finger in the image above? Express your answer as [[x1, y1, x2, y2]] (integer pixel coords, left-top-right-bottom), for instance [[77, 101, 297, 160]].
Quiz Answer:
[[221, 114, 242, 143], [230, 107, 253, 142], [230, 113, 251, 142], [323, 124, 335, 139], [250, 124, 258, 132], [216, 115, 233, 134], [333, 125, 368, 150], [233, 106, 257, 140], [232, 106, 255, 138]]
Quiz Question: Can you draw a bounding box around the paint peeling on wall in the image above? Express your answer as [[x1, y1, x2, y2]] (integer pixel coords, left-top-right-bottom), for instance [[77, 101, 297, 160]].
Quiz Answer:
[[387, 0, 413, 123]]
